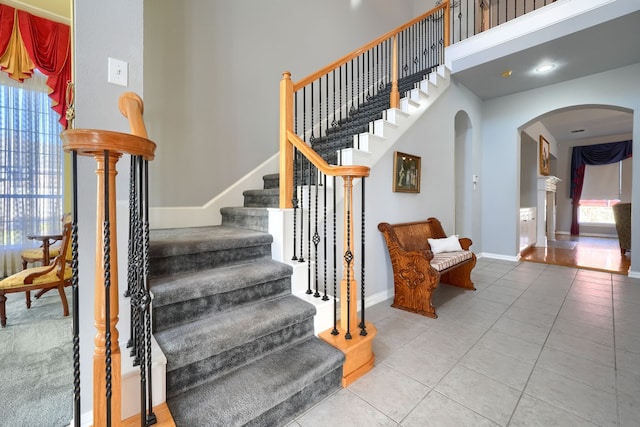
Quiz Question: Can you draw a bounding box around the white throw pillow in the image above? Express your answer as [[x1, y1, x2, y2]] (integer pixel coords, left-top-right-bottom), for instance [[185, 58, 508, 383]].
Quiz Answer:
[[428, 235, 462, 253]]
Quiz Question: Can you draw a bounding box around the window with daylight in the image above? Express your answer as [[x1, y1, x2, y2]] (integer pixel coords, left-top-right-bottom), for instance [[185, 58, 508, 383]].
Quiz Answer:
[[578, 158, 631, 224], [0, 71, 63, 276]]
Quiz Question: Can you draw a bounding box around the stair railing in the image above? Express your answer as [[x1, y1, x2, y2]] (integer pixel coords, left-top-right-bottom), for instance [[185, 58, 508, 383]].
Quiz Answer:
[[62, 92, 157, 427], [448, 0, 558, 43], [279, 3, 450, 340]]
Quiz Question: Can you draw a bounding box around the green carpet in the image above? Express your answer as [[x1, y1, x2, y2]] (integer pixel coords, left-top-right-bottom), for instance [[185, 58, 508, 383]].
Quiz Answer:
[[0, 287, 73, 427]]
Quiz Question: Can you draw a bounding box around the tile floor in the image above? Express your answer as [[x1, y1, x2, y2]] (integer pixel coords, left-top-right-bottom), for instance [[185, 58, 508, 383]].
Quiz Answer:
[[289, 258, 640, 427]]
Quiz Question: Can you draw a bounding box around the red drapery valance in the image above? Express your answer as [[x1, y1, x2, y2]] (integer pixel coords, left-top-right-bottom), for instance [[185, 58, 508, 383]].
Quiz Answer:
[[0, 5, 71, 128]]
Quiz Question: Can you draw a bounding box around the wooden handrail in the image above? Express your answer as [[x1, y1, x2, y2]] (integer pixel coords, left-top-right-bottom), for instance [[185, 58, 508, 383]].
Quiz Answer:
[[292, 2, 450, 90], [287, 130, 369, 178], [118, 91, 148, 139]]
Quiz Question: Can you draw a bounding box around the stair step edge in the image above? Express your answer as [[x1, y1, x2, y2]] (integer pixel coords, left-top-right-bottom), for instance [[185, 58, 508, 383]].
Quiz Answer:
[[166, 336, 344, 427], [155, 294, 317, 370], [150, 259, 292, 307], [149, 225, 273, 258]]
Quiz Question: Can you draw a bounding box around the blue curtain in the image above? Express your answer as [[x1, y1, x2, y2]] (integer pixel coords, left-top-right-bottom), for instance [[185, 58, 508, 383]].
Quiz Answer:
[[569, 140, 632, 235]]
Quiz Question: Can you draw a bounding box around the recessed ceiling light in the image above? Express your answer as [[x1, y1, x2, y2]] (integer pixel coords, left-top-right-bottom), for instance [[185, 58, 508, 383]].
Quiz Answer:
[[536, 63, 556, 73], [501, 70, 513, 78]]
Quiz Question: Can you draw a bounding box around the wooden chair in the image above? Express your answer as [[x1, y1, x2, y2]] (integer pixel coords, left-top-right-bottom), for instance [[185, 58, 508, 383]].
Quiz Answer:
[[0, 221, 73, 327], [20, 213, 71, 269]]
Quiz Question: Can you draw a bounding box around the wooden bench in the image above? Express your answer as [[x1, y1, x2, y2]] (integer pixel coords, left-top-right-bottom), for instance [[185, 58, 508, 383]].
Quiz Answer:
[[378, 217, 476, 318]]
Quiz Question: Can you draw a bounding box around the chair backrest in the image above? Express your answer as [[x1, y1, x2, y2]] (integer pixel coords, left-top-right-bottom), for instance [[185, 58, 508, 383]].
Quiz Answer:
[[54, 221, 73, 279]]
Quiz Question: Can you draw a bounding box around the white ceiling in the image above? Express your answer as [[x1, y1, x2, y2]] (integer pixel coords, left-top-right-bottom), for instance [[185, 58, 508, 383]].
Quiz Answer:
[[448, 6, 640, 143]]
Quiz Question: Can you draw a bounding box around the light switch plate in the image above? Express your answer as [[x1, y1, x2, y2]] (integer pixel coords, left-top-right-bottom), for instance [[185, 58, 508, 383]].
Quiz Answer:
[[108, 57, 128, 87]]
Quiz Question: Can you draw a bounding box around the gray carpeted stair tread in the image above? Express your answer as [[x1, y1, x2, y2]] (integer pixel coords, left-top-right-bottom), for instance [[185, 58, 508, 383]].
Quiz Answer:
[[149, 225, 273, 258], [167, 336, 344, 427], [220, 206, 269, 217], [155, 294, 316, 371], [221, 207, 270, 232], [150, 259, 292, 307], [242, 188, 279, 197]]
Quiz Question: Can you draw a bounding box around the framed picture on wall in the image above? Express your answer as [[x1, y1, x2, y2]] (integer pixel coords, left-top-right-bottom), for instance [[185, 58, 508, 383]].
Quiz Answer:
[[393, 151, 421, 193], [539, 135, 550, 176]]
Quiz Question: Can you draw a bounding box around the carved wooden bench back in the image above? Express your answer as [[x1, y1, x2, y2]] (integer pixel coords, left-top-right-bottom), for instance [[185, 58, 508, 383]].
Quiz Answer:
[[387, 218, 447, 252]]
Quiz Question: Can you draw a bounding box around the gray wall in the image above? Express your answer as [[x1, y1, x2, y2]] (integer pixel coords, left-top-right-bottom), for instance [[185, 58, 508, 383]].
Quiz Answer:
[[481, 63, 640, 272], [74, 0, 144, 414], [143, 0, 416, 207]]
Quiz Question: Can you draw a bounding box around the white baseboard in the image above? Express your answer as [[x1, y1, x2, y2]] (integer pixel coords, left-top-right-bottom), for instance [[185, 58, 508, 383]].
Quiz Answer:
[[477, 252, 520, 262], [149, 154, 278, 230]]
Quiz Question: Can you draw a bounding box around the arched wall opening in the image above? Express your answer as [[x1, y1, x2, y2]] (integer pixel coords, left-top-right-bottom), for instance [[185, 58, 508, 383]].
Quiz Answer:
[[455, 110, 474, 238], [517, 104, 633, 264]]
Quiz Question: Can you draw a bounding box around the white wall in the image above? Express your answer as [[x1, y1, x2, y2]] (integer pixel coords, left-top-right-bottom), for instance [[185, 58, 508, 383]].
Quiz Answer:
[[481, 63, 640, 273], [74, 0, 144, 415], [143, 0, 416, 208]]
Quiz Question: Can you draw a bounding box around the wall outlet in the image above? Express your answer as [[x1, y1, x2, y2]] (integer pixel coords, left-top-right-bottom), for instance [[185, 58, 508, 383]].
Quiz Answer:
[[108, 57, 128, 87]]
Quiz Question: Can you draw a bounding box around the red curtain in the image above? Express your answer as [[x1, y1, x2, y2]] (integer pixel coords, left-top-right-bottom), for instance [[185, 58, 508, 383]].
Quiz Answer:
[[0, 5, 14, 55], [570, 163, 585, 235], [0, 5, 71, 128]]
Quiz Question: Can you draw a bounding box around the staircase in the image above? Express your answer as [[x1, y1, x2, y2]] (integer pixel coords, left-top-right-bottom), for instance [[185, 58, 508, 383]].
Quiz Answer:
[[148, 173, 344, 426]]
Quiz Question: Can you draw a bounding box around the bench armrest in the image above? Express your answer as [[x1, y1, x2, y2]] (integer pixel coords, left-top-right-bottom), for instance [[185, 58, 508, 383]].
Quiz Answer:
[[459, 237, 473, 251]]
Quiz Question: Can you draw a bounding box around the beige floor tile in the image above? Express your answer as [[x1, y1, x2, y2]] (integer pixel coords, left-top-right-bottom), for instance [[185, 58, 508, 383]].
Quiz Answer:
[[348, 364, 429, 422], [475, 329, 543, 365], [525, 367, 617, 427], [510, 394, 600, 427], [459, 345, 534, 390], [435, 365, 521, 426], [402, 391, 499, 427], [296, 389, 396, 427], [536, 347, 616, 394], [545, 330, 615, 368]]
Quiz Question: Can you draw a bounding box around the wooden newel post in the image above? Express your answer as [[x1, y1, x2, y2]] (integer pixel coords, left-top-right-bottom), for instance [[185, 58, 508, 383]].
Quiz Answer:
[[279, 71, 294, 209], [340, 176, 357, 335], [319, 174, 376, 388], [93, 150, 123, 426], [390, 35, 400, 109]]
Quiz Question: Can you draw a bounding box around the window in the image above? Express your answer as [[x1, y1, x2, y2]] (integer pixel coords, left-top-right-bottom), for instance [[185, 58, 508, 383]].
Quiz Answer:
[[578, 159, 630, 224], [0, 71, 63, 276]]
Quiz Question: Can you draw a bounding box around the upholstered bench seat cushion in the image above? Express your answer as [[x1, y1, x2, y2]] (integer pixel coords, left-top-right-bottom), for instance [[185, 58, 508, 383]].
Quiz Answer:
[[0, 265, 72, 290], [430, 250, 473, 272]]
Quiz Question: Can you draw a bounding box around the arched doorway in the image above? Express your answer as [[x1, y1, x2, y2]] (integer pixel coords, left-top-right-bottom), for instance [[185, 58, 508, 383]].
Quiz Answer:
[[454, 110, 474, 237], [518, 105, 633, 273]]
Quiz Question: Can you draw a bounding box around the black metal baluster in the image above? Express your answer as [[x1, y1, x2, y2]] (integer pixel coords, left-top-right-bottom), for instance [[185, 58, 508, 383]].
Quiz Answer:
[[292, 93, 299, 262], [142, 158, 156, 426], [132, 156, 143, 367], [360, 178, 367, 336], [72, 150, 81, 427], [306, 159, 312, 294], [313, 165, 320, 298], [331, 175, 338, 336], [126, 157, 135, 300], [322, 173, 328, 301], [103, 149, 112, 427], [299, 88, 306, 264], [344, 177, 353, 340], [307, 83, 315, 294]]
